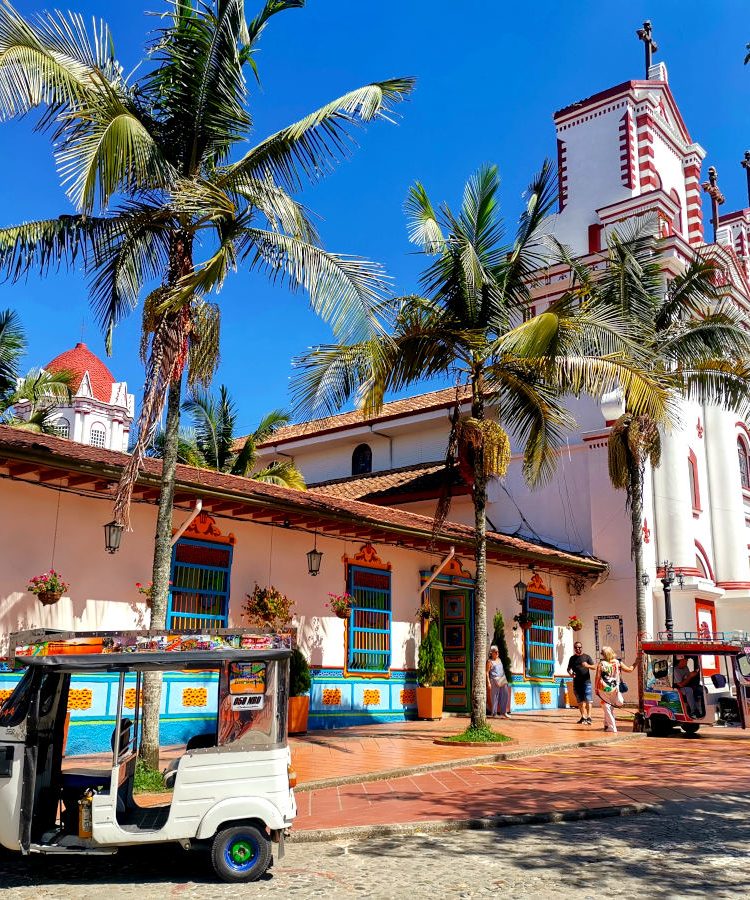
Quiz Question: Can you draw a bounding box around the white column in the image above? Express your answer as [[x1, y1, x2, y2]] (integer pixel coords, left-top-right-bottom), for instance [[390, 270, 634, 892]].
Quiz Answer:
[[703, 404, 749, 585], [652, 418, 694, 570]]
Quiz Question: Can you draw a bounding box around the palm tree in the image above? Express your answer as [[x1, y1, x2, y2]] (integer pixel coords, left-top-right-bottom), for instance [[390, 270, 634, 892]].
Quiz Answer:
[[599, 223, 750, 673], [293, 165, 670, 728], [151, 384, 305, 487], [0, 308, 72, 430], [0, 0, 412, 765]]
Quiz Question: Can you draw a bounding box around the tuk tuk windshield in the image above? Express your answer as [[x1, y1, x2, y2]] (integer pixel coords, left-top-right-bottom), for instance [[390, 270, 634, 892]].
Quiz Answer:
[[0, 666, 37, 728], [219, 658, 287, 748]]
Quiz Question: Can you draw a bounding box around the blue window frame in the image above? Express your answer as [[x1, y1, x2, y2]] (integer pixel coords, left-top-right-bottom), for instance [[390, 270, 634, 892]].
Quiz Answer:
[[525, 590, 554, 678], [168, 537, 233, 630], [346, 564, 391, 674]]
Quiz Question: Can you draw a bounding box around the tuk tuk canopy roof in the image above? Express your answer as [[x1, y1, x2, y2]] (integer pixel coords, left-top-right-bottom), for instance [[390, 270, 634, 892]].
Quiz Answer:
[[642, 640, 746, 655], [16, 648, 291, 672]]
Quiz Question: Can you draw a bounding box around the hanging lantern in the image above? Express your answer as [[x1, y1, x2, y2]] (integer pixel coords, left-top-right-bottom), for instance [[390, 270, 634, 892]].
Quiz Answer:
[[513, 579, 527, 604], [104, 520, 124, 554], [307, 533, 323, 576]]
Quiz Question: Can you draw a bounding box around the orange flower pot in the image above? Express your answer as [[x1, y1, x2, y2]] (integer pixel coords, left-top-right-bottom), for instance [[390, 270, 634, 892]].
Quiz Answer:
[[288, 695, 309, 735], [416, 686, 444, 720]]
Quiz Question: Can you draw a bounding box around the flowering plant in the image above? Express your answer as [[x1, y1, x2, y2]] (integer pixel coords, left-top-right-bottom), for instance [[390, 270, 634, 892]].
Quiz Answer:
[[27, 570, 69, 596], [326, 592, 356, 616], [568, 615, 584, 631], [243, 583, 294, 631], [513, 611, 535, 629], [135, 581, 154, 600]]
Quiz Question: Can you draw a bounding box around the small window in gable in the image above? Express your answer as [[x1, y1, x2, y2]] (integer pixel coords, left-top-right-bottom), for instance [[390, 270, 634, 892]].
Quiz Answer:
[[352, 443, 372, 476], [738, 436, 750, 490], [90, 425, 106, 449]]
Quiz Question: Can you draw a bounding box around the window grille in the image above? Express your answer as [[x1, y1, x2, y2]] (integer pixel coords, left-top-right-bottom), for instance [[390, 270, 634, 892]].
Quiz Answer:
[[525, 591, 554, 678], [90, 426, 106, 448], [52, 420, 70, 439], [168, 538, 233, 630], [346, 564, 391, 673]]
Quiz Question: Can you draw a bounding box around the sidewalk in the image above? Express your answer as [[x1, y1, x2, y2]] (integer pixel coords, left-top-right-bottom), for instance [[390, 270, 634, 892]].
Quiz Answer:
[[290, 709, 641, 788]]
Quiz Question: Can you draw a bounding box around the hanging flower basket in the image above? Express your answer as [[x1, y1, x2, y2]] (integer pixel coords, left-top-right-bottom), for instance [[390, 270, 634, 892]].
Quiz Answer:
[[28, 570, 69, 606], [568, 615, 584, 632], [513, 612, 535, 631], [327, 592, 355, 619], [243, 584, 294, 632]]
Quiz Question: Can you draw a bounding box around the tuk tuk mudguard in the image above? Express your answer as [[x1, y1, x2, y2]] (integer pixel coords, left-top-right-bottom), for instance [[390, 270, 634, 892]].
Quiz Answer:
[[195, 796, 286, 839]]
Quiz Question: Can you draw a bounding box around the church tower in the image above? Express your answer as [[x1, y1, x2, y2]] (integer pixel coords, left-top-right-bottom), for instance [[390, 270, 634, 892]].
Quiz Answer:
[[14, 342, 135, 452]]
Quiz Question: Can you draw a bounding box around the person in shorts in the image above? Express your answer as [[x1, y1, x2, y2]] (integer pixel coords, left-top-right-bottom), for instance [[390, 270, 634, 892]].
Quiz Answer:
[[567, 641, 595, 725]]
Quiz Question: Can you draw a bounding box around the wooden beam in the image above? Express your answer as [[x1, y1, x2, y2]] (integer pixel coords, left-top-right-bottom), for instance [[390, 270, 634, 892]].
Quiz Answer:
[[65, 473, 98, 488], [202, 500, 237, 514], [6, 462, 39, 478], [37, 469, 69, 484]]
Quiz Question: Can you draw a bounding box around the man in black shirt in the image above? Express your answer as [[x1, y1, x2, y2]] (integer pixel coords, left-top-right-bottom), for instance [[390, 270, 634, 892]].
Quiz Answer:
[[567, 641, 595, 725]]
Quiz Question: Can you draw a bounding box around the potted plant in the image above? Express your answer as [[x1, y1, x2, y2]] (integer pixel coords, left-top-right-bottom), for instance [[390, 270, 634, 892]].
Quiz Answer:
[[568, 614, 584, 632], [416, 621, 445, 720], [243, 583, 294, 631], [288, 647, 311, 735], [136, 581, 154, 606], [27, 570, 69, 606], [513, 611, 534, 631], [326, 592, 355, 619]]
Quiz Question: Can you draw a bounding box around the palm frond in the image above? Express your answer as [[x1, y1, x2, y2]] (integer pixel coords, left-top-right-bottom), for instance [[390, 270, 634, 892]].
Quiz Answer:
[[0, 307, 24, 394], [404, 182, 445, 253], [250, 459, 306, 489], [219, 77, 414, 193]]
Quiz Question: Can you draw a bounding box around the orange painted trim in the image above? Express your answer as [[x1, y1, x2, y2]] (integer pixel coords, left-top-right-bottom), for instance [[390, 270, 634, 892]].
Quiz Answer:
[[342, 542, 392, 571]]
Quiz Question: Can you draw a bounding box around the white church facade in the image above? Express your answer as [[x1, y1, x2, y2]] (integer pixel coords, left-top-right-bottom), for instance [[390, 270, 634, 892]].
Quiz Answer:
[[254, 59, 750, 664]]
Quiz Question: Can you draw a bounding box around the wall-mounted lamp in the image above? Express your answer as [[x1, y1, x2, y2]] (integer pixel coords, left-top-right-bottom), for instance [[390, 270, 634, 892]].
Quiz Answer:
[[103, 520, 123, 554], [307, 532, 323, 576], [514, 578, 528, 604], [641, 572, 650, 587]]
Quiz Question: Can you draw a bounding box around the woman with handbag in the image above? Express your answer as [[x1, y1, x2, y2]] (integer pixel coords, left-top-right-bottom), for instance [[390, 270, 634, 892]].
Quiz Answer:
[[595, 645, 638, 733]]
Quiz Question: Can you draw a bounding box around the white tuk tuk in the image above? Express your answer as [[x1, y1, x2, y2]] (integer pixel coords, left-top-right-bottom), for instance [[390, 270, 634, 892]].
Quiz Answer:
[[0, 630, 296, 883]]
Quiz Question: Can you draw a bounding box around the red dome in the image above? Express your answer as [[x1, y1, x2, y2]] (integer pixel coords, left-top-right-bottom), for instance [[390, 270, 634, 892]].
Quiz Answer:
[[45, 342, 116, 403]]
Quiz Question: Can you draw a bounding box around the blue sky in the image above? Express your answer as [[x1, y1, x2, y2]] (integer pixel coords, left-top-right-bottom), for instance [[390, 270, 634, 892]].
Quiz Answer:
[[1, 1, 749, 434]]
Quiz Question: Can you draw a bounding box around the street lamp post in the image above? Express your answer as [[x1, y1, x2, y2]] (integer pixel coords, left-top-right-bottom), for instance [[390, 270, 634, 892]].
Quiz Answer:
[[660, 560, 684, 638]]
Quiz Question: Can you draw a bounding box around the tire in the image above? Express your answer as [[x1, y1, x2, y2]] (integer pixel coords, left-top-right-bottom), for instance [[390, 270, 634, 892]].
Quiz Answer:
[[648, 715, 674, 737], [211, 825, 272, 883], [680, 723, 700, 735]]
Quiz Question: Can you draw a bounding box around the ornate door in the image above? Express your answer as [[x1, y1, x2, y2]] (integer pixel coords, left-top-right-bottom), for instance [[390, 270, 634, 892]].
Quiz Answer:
[[441, 591, 472, 712]]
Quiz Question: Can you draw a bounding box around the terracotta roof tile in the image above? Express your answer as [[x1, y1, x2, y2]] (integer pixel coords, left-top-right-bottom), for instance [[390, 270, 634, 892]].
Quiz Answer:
[[246, 385, 471, 449], [0, 425, 606, 576], [310, 462, 446, 500]]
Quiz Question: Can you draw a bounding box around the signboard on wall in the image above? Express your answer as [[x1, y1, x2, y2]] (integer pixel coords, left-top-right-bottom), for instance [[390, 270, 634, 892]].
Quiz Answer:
[[594, 615, 624, 655]]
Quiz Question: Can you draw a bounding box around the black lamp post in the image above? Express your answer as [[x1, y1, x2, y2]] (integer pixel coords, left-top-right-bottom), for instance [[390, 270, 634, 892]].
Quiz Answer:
[[307, 533, 323, 576], [103, 520, 123, 554], [660, 560, 684, 637]]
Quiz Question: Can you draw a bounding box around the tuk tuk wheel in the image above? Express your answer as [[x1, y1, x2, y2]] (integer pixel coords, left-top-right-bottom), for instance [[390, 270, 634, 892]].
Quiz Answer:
[[211, 824, 272, 883], [680, 723, 700, 735], [648, 715, 674, 737]]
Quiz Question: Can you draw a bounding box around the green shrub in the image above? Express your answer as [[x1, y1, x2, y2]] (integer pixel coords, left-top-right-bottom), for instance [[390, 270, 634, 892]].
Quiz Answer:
[[134, 758, 167, 793], [289, 647, 311, 697], [492, 610, 514, 683], [417, 621, 445, 687], [442, 724, 512, 743]]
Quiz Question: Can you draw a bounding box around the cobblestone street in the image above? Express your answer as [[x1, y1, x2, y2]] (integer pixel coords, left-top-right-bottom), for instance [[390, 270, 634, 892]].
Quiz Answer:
[[1, 794, 747, 899]]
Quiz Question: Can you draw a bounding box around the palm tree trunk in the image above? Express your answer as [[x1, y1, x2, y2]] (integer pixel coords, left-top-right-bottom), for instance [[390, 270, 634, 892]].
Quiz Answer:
[[140, 374, 182, 769], [470, 369, 488, 729], [471, 471, 489, 728], [629, 458, 647, 714]]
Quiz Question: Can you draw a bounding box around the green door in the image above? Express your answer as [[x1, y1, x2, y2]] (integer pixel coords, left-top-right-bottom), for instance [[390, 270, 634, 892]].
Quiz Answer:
[[440, 591, 471, 713]]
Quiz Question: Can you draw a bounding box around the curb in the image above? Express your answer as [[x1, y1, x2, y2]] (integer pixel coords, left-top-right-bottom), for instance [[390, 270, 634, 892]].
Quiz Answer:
[[295, 731, 645, 792], [289, 801, 659, 843]]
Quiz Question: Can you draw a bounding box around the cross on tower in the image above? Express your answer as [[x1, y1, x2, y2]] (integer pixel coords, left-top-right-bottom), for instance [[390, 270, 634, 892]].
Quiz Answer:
[[636, 20, 658, 77], [702, 166, 726, 244], [741, 151, 750, 207]]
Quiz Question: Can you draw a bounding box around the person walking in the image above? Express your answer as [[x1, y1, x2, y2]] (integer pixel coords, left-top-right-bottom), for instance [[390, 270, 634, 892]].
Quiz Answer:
[[486, 645, 510, 718], [595, 645, 638, 733], [567, 640, 595, 725]]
